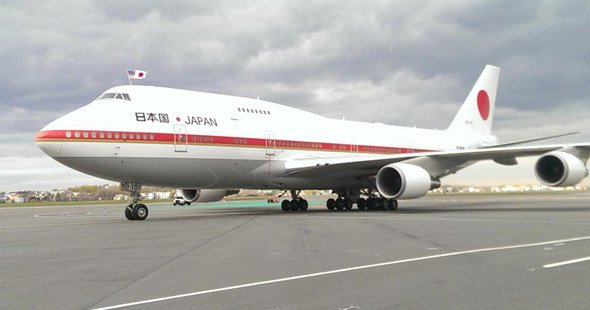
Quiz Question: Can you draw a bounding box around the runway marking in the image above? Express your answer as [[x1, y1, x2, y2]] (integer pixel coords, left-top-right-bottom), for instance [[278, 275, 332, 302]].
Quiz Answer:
[[543, 256, 590, 269], [93, 235, 590, 310]]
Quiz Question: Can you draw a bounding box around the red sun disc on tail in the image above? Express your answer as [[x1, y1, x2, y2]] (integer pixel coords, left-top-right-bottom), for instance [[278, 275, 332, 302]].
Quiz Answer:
[[477, 90, 489, 120]]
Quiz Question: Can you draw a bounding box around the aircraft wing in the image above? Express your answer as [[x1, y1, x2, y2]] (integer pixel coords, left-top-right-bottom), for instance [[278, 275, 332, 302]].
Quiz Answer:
[[284, 144, 590, 178]]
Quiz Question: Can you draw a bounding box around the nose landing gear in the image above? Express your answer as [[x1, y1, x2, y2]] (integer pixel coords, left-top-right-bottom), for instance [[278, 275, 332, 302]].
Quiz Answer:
[[122, 182, 149, 221]]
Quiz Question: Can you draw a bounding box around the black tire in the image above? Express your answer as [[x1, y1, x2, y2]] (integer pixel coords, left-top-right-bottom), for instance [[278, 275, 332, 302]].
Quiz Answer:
[[387, 199, 398, 211], [281, 200, 290, 211], [335, 198, 344, 210], [124, 206, 135, 220], [289, 200, 300, 211], [357, 198, 366, 210], [300, 199, 309, 211], [377, 198, 387, 210], [326, 198, 336, 210], [367, 198, 377, 210], [132, 204, 149, 221], [344, 199, 353, 210]]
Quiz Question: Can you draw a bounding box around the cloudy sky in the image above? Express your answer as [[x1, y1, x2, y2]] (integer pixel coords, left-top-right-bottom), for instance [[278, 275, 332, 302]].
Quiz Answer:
[[1, 0, 589, 192]]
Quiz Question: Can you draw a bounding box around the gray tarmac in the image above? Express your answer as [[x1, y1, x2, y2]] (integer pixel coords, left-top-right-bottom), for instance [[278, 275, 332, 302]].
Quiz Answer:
[[2, 193, 590, 310]]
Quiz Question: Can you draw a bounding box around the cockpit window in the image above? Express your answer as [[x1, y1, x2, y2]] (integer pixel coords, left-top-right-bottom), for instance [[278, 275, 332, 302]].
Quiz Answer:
[[100, 93, 116, 99], [98, 93, 131, 101]]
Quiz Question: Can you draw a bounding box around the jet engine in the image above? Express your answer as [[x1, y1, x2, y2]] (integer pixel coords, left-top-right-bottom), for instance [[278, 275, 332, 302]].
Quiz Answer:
[[534, 151, 588, 187], [180, 189, 236, 203], [376, 163, 440, 199]]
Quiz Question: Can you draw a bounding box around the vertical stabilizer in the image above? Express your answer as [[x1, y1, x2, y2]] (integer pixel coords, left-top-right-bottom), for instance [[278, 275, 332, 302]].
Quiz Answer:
[[447, 65, 500, 135]]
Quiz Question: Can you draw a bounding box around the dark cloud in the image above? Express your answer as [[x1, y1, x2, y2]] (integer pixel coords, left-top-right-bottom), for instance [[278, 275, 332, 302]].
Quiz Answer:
[[1, 0, 589, 190]]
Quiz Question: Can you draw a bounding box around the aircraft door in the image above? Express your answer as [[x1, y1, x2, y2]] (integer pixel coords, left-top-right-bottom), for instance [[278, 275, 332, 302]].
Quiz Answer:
[[350, 139, 359, 157], [174, 124, 188, 152], [265, 130, 275, 156]]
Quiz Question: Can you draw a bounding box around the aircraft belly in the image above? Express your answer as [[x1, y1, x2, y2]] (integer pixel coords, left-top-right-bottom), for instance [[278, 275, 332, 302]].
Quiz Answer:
[[52, 142, 367, 190]]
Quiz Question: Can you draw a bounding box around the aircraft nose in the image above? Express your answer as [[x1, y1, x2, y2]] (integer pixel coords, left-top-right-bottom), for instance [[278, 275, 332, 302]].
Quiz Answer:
[[36, 126, 63, 158]]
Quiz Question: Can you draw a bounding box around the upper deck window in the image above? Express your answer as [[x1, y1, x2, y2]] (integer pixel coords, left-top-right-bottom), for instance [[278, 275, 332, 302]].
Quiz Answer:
[[98, 93, 131, 101]]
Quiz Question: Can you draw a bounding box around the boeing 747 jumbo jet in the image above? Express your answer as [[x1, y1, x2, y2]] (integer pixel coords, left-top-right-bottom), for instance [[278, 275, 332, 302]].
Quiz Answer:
[[36, 65, 590, 220]]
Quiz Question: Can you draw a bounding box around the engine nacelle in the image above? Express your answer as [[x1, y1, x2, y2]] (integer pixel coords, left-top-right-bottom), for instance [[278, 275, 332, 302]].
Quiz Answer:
[[376, 163, 439, 199], [181, 189, 234, 203], [535, 151, 588, 187]]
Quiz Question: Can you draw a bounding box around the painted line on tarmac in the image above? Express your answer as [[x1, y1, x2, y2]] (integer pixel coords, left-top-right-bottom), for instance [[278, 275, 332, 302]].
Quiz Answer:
[[93, 235, 590, 310], [543, 256, 590, 269]]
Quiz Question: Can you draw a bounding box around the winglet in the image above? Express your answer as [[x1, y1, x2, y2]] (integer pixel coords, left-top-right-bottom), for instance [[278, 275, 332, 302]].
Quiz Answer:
[[447, 65, 500, 135]]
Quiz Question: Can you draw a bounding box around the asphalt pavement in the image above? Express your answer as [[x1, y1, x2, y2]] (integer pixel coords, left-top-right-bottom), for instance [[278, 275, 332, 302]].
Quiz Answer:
[[1, 193, 590, 309]]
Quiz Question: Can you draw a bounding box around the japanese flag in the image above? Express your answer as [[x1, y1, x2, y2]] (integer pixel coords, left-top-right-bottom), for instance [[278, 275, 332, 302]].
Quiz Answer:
[[128, 69, 147, 80]]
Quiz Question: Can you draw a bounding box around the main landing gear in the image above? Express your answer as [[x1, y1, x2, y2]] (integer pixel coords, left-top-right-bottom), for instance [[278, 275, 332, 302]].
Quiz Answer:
[[280, 190, 309, 212], [355, 197, 398, 211], [327, 197, 397, 211], [123, 183, 149, 221], [326, 189, 398, 212]]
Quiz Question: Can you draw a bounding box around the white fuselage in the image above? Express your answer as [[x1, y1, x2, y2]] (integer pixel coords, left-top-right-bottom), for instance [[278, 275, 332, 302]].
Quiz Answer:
[[36, 85, 491, 190]]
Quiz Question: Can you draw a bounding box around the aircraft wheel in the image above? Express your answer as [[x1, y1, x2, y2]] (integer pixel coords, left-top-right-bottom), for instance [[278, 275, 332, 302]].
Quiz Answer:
[[132, 204, 149, 221], [367, 198, 377, 210], [326, 198, 336, 210], [387, 199, 398, 211], [299, 199, 309, 211], [124, 205, 135, 221], [289, 200, 300, 211], [281, 200, 290, 211], [335, 198, 344, 210], [357, 198, 367, 210], [344, 199, 353, 210]]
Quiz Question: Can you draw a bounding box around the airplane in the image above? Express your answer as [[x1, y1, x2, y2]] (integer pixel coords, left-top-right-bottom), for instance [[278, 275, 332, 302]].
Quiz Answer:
[[36, 65, 590, 220]]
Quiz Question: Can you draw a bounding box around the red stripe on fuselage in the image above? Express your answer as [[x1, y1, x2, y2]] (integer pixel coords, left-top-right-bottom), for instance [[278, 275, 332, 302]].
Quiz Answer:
[[35, 130, 432, 155]]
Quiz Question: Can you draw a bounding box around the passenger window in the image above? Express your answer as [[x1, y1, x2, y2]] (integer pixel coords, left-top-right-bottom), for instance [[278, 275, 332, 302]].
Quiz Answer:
[[74, 132, 80, 138], [142, 134, 147, 140], [122, 133, 127, 139], [114, 133, 120, 139], [149, 134, 154, 140], [107, 132, 112, 139], [91, 132, 97, 138], [66, 131, 72, 138], [83, 132, 89, 138], [99, 132, 105, 139]]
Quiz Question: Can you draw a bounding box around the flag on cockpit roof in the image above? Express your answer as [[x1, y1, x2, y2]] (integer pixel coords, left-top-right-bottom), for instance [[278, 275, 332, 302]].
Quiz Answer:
[[127, 69, 147, 80]]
